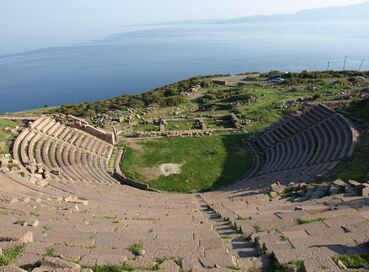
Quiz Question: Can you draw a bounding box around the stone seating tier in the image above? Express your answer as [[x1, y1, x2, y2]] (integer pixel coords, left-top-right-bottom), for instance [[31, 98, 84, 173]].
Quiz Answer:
[[13, 117, 117, 185], [244, 104, 356, 184]]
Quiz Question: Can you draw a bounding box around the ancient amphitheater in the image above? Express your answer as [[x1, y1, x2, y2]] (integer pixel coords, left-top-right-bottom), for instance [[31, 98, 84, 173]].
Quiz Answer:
[[0, 103, 368, 272]]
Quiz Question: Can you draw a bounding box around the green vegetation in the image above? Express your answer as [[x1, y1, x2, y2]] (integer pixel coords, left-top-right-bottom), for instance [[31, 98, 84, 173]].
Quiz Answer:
[[268, 255, 304, 272], [121, 135, 253, 192], [52, 76, 215, 117], [0, 119, 22, 154], [44, 247, 56, 257], [83, 263, 157, 272], [0, 245, 24, 266], [165, 120, 196, 131], [344, 98, 369, 122], [127, 244, 144, 256], [296, 217, 327, 225], [221, 235, 233, 240], [226, 264, 240, 270], [332, 144, 369, 181], [49, 71, 369, 133], [253, 224, 263, 233], [331, 98, 369, 181], [333, 255, 369, 268]]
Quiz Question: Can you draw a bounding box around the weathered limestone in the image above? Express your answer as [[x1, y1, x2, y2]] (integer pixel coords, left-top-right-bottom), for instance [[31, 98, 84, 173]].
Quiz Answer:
[[12, 116, 117, 185], [64, 195, 88, 206], [0, 266, 27, 272], [13, 219, 39, 228], [0, 229, 33, 243], [159, 260, 180, 272], [0, 155, 10, 168], [362, 185, 369, 197], [32, 257, 81, 272]]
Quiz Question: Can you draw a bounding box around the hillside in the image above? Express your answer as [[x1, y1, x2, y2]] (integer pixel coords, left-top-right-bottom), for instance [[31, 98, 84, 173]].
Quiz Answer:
[[3, 69, 368, 192], [1, 70, 369, 271], [221, 1, 369, 24]]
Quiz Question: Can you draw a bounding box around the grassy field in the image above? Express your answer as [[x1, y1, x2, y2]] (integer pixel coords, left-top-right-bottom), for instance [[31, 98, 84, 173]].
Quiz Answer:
[[165, 120, 196, 131], [120, 135, 253, 193], [331, 98, 369, 181], [0, 120, 22, 154]]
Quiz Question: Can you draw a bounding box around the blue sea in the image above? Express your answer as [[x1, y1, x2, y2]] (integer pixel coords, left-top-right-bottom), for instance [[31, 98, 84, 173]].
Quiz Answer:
[[1, 20, 369, 113]]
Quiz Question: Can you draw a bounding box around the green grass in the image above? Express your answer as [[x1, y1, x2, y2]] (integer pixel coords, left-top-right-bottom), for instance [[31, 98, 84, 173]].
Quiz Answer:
[[0, 245, 24, 266], [268, 255, 304, 272], [121, 135, 253, 193], [0, 119, 22, 154], [332, 143, 369, 181], [233, 86, 312, 132], [253, 224, 263, 233], [330, 98, 369, 181], [127, 244, 144, 256], [133, 123, 157, 132], [205, 119, 234, 129], [333, 255, 369, 268], [221, 235, 233, 240], [165, 120, 196, 131], [44, 247, 56, 257], [344, 98, 369, 123], [83, 264, 147, 272]]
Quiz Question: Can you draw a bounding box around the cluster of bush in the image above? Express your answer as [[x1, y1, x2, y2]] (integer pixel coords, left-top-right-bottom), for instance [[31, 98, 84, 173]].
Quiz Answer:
[[53, 76, 214, 117], [262, 70, 368, 86]]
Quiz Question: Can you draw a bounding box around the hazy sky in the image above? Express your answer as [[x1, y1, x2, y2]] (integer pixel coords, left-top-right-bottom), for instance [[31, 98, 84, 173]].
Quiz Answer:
[[1, 0, 368, 54]]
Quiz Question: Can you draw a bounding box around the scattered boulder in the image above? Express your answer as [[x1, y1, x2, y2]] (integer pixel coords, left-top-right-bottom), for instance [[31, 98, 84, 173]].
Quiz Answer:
[[336, 260, 347, 270], [36, 179, 48, 188], [362, 186, 369, 197], [159, 260, 180, 272], [138, 249, 146, 257], [125, 257, 156, 270], [13, 219, 40, 227], [32, 257, 81, 272], [0, 230, 33, 243], [64, 195, 88, 206], [348, 180, 362, 187], [333, 179, 346, 186], [329, 185, 339, 196], [0, 155, 9, 168], [269, 182, 286, 194]]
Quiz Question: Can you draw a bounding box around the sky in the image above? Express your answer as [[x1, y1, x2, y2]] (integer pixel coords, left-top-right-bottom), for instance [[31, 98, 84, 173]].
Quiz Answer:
[[0, 0, 368, 54]]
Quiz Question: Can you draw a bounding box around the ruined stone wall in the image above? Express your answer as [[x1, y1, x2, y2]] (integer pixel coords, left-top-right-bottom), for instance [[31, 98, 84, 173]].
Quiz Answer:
[[308, 100, 353, 109], [81, 125, 115, 145], [113, 149, 151, 191], [113, 172, 150, 191], [62, 115, 116, 145]]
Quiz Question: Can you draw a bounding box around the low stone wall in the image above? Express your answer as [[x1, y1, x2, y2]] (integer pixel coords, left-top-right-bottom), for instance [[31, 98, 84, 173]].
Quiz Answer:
[[113, 149, 158, 192], [113, 172, 150, 191], [308, 100, 353, 109]]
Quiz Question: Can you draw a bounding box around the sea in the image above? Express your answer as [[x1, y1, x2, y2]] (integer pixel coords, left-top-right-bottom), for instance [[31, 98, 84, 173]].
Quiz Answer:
[[1, 20, 369, 113]]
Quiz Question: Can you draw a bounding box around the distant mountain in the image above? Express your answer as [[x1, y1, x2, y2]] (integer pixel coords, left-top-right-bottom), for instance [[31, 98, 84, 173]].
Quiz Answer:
[[219, 1, 369, 24]]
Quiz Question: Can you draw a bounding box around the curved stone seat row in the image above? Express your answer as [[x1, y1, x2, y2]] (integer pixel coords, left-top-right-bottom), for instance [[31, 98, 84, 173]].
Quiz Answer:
[[13, 116, 117, 184], [248, 104, 356, 183]]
